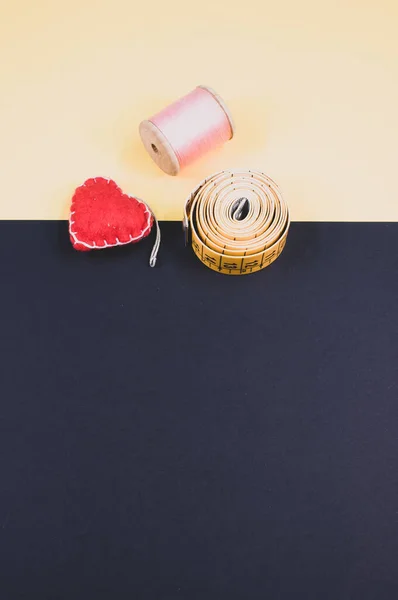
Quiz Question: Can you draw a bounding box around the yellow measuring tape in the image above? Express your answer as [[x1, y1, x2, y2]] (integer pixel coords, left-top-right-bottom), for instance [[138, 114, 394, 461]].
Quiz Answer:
[[183, 169, 290, 275]]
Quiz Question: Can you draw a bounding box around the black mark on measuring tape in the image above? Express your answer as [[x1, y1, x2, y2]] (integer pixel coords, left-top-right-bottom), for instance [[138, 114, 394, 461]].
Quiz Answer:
[[223, 261, 238, 274], [265, 251, 276, 265], [278, 239, 286, 255], [245, 259, 260, 271], [204, 254, 217, 266]]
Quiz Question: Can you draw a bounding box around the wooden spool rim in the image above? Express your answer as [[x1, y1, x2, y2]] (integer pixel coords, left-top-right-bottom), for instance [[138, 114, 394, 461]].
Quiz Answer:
[[139, 119, 180, 176], [197, 85, 235, 139]]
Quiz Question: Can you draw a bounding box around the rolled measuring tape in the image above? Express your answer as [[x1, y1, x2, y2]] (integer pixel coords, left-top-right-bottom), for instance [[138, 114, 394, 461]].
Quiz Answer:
[[183, 170, 290, 275]]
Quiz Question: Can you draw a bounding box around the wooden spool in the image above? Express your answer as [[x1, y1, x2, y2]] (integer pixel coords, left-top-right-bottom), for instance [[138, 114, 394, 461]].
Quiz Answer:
[[139, 85, 235, 176]]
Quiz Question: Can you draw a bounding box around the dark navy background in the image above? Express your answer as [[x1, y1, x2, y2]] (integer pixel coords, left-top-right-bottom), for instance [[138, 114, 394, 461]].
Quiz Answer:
[[0, 222, 397, 599]]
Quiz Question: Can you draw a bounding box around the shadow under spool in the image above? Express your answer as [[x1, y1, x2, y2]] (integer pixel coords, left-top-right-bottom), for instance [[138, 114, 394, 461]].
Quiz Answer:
[[139, 85, 235, 176]]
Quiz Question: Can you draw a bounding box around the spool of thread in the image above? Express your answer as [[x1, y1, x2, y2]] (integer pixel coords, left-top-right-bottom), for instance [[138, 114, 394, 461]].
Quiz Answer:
[[139, 86, 234, 176]]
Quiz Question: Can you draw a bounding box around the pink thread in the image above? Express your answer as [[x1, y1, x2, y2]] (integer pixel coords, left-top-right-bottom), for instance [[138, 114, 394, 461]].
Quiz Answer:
[[149, 87, 233, 170]]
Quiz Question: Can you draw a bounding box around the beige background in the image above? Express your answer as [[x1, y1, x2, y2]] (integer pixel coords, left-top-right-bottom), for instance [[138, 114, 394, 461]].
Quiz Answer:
[[0, 0, 397, 221]]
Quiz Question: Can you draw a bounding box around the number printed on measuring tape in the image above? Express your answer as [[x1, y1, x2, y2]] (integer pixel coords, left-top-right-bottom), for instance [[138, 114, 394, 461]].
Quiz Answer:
[[184, 170, 290, 275]]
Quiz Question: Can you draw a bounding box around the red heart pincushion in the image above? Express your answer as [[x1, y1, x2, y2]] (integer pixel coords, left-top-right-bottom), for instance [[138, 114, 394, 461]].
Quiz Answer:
[[69, 177, 153, 251]]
